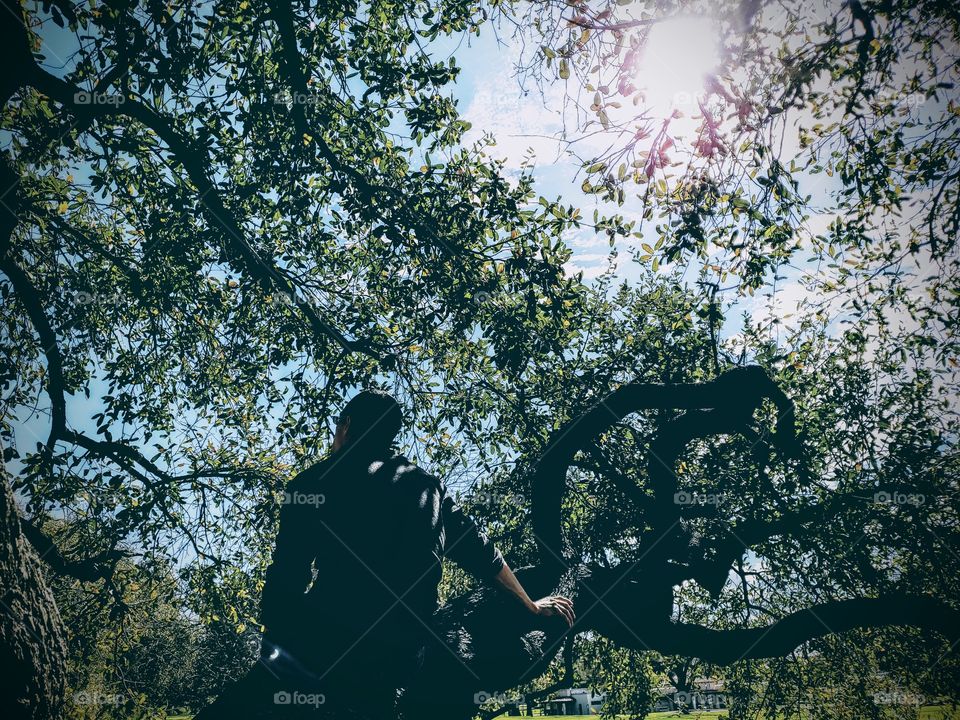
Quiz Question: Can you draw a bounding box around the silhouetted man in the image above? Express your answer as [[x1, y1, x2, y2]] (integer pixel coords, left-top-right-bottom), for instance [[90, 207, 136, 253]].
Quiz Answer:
[[258, 390, 574, 719]]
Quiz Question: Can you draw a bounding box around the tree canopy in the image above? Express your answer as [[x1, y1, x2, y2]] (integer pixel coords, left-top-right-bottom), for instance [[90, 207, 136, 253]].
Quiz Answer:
[[1, 0, 957, 718]]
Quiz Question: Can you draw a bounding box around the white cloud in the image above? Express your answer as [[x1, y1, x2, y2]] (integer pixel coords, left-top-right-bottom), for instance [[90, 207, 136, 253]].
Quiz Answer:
[[564, 262, 610, 280], [573, 252, 615, 263], [462, 78, 570, 169], [570, 235, 610, 249]]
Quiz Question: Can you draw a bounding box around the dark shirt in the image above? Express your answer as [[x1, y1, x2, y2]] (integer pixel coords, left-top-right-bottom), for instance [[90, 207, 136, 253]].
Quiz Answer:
[[260, 449, 504, 666]]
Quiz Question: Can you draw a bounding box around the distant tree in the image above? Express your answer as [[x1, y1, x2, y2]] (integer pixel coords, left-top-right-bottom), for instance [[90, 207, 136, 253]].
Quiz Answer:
[[51, 545, 256, 718]]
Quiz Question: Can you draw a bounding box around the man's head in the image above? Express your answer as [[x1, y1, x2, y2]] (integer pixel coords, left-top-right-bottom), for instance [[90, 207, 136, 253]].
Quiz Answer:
[[332, 389, 403, 454]]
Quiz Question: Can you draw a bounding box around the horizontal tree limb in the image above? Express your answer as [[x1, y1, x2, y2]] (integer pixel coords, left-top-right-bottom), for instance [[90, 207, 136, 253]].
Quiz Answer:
[[595, 583, 960, 663]]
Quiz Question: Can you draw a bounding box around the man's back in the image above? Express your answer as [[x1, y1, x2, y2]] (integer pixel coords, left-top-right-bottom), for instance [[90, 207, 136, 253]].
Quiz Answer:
[[260, 450, 505, 670], [299, 453, 442, 659]]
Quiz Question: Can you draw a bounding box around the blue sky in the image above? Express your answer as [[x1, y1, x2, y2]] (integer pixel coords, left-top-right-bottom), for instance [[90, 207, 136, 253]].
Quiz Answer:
[[445, 17, 826, 337]]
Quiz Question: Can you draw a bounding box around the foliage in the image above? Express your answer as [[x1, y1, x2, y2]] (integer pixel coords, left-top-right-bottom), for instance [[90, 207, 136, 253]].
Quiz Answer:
[[4, 0, 584, 659], [1, 0, 958, 717], [51, 546, 256, 718], [579, 636, 657, 719], [506, 0, 959, 330]]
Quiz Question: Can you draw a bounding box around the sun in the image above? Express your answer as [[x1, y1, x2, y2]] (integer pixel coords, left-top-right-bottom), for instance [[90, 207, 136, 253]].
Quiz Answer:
[[636, 16, 721, 114]]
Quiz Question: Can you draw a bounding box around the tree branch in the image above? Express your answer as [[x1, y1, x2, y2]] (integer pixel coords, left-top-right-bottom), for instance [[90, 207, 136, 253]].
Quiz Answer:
[[19, 517, 127, 583], [599, 589, 960, 663], [10, 22, 377, 359], [531, 366, 799, 576], [0, 156, 67, 451]]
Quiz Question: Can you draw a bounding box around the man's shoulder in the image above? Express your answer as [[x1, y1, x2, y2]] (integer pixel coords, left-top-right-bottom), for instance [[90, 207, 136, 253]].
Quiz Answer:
[[382, 454, 443, 494], [286, 456, 334, 492], [284, 453, 445, 498]]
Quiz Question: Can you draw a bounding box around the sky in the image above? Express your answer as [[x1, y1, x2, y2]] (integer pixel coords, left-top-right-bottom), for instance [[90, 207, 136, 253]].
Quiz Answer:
[[445, 12, 828, 341]]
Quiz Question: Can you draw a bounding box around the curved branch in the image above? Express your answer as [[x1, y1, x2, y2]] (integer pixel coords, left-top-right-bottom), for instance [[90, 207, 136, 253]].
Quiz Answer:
[[531, 366, 799, 576], [0, 0, 31, 105], [19, 517, 128, 583], [402, 565, 959, 720], [598, 590, 960, 663], [0, 157, 66, 451]]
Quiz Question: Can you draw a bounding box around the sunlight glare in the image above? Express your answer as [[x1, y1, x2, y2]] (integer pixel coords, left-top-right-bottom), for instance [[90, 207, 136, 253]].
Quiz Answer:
[[636, 16, 721, 114]]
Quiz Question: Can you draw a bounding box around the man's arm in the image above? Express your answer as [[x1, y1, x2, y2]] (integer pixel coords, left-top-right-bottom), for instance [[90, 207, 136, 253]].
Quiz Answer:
[[440, 490, 505, 580], [441, 489, 575, 627], [260, 472, 317, 640], [493, 562, 576, 627]]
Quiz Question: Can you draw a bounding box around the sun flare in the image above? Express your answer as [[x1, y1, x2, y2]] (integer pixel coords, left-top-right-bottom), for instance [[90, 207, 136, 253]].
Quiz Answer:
[[637, 16, 721, 113]]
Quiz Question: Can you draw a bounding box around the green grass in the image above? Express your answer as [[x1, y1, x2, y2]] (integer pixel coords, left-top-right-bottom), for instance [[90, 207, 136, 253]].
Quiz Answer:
[[530, 714, 727, 719], [920, 708, 960, 720], [517, 707, 960, 720], [165, 713, 729, 720]]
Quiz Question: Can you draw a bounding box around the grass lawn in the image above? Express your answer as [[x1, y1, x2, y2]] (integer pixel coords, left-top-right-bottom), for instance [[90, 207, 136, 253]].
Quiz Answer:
[[920, 709, 960, 720], [164, 713, 729, 719], [515, 711, 958, 720], [505, 707, 960, 719], [532, 714, 728, 719], [165, 713, 730, 719], [165, 715, 730, 720]]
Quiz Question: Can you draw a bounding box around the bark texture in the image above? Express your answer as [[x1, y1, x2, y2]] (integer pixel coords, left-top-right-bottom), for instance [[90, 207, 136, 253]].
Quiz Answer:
[[0, 468, 68, 720]]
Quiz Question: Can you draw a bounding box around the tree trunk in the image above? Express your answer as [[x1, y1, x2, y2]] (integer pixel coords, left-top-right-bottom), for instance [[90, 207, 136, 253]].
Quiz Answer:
[[0, 11, 70, 714], [0, 467, 68, 719]]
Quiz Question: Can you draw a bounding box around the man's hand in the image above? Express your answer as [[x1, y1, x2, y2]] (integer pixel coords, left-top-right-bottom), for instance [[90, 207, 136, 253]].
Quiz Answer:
[[492, 563, 576, 627], [532, 595, 575, 627]]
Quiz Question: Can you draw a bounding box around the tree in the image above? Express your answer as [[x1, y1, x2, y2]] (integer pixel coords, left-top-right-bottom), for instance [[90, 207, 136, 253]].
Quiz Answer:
[[1, 0, 957, 718], [49, 543, 257, 718]]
